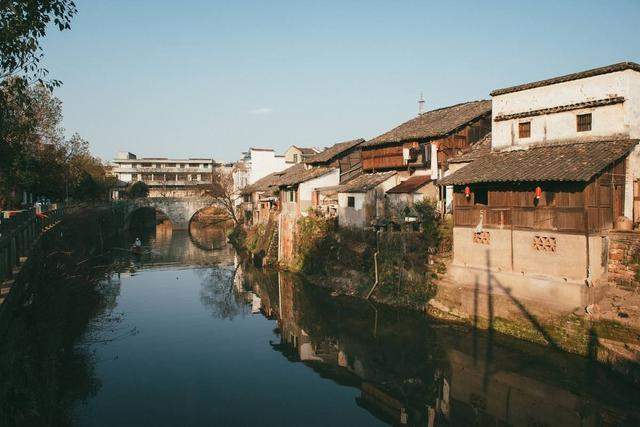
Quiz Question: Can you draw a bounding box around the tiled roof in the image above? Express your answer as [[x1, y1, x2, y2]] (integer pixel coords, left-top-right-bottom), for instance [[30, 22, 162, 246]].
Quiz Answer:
[[277, 163, 335, 186], [448, 133, 492, 164], [494, 97, 625, 122], [439, 139, 638, 186], [297, 147, 318, 155], [490, 62, 640, 96], [333, 172, 397, 193], [386, 174, 432, 194], [362, 100, 491, 148], [242, 163, 337, 193], [305, 138, 364, 165], [240, 171, 283, 195]]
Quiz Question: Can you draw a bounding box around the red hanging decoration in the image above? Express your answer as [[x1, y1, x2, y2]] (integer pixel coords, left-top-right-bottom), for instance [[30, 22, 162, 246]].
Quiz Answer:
[[535, 186, 542, 199], [464, 186, 471, 198]]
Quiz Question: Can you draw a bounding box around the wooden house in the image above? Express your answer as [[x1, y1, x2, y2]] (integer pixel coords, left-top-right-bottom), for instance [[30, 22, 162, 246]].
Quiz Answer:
[[315, 172, 399, 228], [385, 174, 437, 210], [360, 100, 491, 209], [305, 138, 365, 184], [440, 62, 640, 312]]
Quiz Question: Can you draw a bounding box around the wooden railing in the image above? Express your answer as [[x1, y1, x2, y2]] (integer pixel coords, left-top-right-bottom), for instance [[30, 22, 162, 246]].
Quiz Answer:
[[0, 206, 65, 283], [454, 206, 589, 233]]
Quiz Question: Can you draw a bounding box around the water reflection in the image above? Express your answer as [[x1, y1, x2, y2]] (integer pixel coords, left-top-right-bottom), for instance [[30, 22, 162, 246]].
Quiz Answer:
[[3, 219, 640, 426], [238, 264, 640, 426], [128, 220, 234, 268]]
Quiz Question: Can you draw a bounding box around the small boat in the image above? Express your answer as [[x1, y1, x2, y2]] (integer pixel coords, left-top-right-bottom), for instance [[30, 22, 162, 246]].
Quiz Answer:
[[130, 245, 143, 255]]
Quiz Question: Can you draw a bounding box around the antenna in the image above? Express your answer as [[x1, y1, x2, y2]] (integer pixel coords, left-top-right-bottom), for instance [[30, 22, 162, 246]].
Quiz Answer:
[[418, 92, 426, 115]]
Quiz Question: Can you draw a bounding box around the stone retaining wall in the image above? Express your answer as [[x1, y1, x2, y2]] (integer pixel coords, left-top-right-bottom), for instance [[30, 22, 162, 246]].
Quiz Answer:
[[608, 231, 640, 290]]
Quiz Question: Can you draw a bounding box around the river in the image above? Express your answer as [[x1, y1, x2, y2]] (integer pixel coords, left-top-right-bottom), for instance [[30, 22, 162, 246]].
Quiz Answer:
[[1, 221, 640, 426]]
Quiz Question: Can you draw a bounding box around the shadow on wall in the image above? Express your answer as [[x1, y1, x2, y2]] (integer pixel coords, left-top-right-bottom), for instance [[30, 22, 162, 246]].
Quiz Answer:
[[473, 251, 604, 393]]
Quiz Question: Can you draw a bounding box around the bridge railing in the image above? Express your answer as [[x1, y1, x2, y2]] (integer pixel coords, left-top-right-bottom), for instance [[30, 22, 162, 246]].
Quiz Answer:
[[0, 205, 65, 283]]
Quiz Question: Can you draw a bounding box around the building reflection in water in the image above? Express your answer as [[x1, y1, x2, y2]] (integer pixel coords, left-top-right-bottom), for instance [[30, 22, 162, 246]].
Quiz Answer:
[[129, 219, 235, 269], [233, 262, 640, 427]]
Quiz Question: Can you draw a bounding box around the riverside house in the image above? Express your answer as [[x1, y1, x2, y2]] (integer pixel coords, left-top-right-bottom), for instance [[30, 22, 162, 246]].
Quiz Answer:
[[439, 62, 640, 313], [317, 171, 399, 228], [361, 100, 492, 212]]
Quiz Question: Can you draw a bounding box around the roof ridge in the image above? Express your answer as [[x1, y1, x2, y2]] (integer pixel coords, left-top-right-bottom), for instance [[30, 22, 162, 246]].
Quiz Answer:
[[493, 137, 638, 153], [491, 62, 640, 96]]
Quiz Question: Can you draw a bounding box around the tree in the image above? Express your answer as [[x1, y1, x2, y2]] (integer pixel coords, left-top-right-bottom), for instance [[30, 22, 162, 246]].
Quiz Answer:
[[1, 0, 78, 86], [0, 83, 111, 207], [127, 181, 149, 199], [205, 169, 240, 226]]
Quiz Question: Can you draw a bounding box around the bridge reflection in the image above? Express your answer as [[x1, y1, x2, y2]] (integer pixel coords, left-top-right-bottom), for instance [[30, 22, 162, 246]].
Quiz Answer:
[[232, 264, 640, 427], [128, 220, 234, 269]]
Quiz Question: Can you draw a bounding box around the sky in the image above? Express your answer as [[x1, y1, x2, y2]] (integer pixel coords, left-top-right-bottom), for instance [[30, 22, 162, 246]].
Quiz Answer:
[[41, 0, 640, 162]]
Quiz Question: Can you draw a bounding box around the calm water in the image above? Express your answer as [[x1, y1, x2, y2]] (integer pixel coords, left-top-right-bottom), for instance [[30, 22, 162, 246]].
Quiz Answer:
[[2, 223, 640, 426]]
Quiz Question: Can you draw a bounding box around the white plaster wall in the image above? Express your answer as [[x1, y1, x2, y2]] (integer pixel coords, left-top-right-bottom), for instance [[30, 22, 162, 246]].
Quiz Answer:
[[338, 192, 365, 209], [299, 169, 340, 203], [118, 173, 132, 182], [493, 104, 626, 148], [337, 193, 367, 227], [492, 70, 640, 149], [248, 149, 290, 184]]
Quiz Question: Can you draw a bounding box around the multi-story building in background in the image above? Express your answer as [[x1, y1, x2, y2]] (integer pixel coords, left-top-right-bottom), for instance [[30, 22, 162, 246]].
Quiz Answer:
[[111, 152, 231, 198]]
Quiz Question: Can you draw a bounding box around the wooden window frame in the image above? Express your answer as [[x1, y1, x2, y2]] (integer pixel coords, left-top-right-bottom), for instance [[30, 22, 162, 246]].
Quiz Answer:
[[577, 113, 592, 132], [518, 121, 531, 139], [347, 196, 355, 208]]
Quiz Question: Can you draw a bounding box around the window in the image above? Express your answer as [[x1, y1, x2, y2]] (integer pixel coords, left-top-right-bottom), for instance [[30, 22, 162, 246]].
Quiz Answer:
[[577, 113, 592, 132], [474, 187, 488, 205], [518, 121, 531, 139], [286, 190, 297, 203], [293, 154, 299, 163], [347, 196, 355, 208]]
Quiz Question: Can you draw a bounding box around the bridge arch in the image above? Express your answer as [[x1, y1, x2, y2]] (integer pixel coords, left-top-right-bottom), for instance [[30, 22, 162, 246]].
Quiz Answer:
[[124, 206, 173, 230], [124, 197, 216, 230]]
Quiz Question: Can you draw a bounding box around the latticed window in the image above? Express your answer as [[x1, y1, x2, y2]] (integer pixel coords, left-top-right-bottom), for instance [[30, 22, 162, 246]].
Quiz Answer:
[[577, 113, 592, 132], [518, 121, 531, 138]]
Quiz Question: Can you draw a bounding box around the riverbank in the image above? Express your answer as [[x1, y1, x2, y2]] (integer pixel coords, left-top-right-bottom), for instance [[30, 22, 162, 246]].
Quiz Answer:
[[0, 203, 128, 326], [0, 204, 133, 425], [233, 217, 640, 385]]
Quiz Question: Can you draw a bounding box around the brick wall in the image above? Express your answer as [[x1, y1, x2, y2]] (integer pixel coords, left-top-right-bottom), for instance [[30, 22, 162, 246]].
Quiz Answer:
[[608, 231, 640, 290]]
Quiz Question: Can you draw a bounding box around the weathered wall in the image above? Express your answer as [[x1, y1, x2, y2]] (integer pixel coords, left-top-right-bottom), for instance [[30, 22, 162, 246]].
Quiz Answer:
[[278, 209, 297, 266], [298, 169, 340, 211], [608, 231, 640, 290], [492, 69, 640, 148], [337, 192, 368, 228], [452, 227, 606, 282], [447, 226, 607, 312]]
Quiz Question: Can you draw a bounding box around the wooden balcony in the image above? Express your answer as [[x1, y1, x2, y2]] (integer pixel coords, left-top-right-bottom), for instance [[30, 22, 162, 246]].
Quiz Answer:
[[453, 206, 601, 233]]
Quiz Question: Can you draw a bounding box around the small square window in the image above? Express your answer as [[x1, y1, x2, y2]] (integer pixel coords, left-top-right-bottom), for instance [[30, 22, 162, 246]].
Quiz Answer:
[[518, 122, 531, 139], [474, 188, 488, 205], [347, 196, 355, 208], [577, 113, 592, 132]]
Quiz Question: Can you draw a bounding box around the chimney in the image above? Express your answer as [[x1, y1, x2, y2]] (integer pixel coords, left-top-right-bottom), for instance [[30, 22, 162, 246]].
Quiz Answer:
[[418, 92, 426, 115]]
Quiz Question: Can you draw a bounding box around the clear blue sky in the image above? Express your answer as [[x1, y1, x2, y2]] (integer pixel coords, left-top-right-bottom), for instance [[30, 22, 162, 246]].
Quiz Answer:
[[41, 0, 640, 162]]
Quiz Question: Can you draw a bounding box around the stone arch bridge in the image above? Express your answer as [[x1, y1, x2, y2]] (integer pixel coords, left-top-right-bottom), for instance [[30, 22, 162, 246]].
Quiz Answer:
[[124, 197, 217, 230]]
